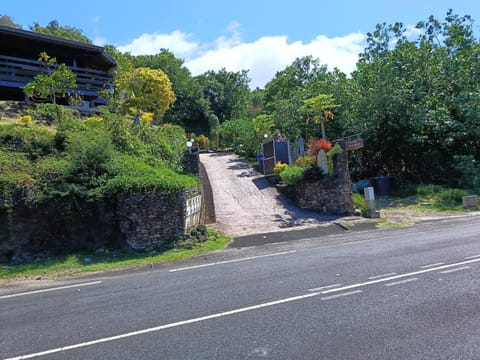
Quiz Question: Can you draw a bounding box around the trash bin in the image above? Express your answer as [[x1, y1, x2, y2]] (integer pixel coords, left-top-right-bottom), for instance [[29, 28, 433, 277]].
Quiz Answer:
[[257, 154, 264, 173], [369, 176, 394, 196]]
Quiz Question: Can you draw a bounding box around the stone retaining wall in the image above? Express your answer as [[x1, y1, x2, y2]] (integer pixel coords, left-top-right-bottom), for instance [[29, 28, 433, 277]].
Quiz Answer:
[[289, 142, 354, 215]]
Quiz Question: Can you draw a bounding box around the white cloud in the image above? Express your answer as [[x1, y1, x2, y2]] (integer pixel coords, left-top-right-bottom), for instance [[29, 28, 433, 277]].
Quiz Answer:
[[118, 30, 199, 58], [116, 29, 366, 89], [93, 37, 107, 46]]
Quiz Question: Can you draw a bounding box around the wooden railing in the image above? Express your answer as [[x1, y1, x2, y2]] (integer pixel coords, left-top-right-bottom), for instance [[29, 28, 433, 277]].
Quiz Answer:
[[0, 54, 112, 96]]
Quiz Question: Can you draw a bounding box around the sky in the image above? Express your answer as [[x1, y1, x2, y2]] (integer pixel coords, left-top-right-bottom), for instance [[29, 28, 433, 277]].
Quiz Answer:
[[3, 0, 480, 88]]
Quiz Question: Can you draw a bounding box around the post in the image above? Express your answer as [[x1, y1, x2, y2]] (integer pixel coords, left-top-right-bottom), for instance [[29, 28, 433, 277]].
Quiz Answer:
[[364, 187, 378, 218]]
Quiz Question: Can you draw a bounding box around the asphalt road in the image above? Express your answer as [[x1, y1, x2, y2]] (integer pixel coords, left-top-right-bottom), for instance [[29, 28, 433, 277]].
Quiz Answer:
[[1, 217, 480, 359]]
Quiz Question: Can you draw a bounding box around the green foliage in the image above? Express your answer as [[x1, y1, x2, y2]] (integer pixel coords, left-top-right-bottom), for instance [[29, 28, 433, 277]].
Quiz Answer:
[[30, 20, 92, 44], [0, 123, 56, 159], [326, 143, 343, 176], [295, 155, 316, 168], [280, 166, 308, 185], [273, 161, 289, 176], [196, 68, 251, 123], [0, 15, 22, 28], [105, 154, 198, 195], [23, 52, 77, 106], [352, 193, 368, 216], [432, 188, 468, 209]]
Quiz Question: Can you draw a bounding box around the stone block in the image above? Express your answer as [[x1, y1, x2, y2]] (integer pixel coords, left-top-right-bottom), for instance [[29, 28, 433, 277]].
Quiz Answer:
[[462, 195, 478, 209]]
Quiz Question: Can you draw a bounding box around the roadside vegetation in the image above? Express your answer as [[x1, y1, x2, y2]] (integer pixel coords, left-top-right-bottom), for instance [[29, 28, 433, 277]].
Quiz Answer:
[[0, 229, 230, 279]]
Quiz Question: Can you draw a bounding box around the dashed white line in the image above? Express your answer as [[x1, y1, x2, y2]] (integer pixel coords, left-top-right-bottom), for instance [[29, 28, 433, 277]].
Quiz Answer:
[[169, 251, 297, 272], [321, 257, 480, 295], [308, 283, 342, 292], [420, 262, 445, 269], [440, 266, 470, 274], [0, 281, 102, 300], [385, 278, 419, 287], [464, 254, 480, 260], [368, 272, 397, 280], [321, 290, 362, 301], [2, 291, 319, 360]]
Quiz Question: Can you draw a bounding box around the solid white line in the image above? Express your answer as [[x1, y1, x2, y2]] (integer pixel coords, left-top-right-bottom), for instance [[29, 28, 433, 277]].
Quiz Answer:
[[3, 291, 319, 360], [321, 290, 362, 301], [440, 266, 470, 274], [0, 281, 102, 300], [308, 283, 342, 292], [385, 278, 419, 287], [321, 257, 480, 295], [464, 254, 480, 260], [169, 250, 297, 272], [420, 262, 445, 269], [368, 272, 397, 280]]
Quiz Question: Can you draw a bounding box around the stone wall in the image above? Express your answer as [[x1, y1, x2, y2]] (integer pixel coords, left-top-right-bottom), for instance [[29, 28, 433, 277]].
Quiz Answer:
[[117, 188, 202, 251], [0, 187, 202, 262], [289, 142, 354, 215]]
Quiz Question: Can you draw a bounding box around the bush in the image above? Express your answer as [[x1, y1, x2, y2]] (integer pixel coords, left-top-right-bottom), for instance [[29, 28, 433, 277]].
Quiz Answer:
[[274, 161, 289, 176], [416, 184, 445, 197], [432, 188, 468, 209], [280, 166, 307, 185], [352, 193, 368, 216], [295, 155, 316, 168]]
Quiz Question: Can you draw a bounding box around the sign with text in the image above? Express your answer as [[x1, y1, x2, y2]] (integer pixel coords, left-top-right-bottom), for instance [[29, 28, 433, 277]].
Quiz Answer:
[[346, 138, 364, 151]]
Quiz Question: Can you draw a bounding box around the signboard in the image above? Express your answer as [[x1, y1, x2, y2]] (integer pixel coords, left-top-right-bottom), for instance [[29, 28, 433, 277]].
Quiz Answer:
[[346, 138, 364, 151]]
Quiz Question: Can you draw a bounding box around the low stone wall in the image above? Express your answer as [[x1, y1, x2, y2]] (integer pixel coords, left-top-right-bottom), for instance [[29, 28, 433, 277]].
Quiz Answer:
[[289, 142, 354, 215], [117, 188, 202, 251], [0, 187, 202, 262]]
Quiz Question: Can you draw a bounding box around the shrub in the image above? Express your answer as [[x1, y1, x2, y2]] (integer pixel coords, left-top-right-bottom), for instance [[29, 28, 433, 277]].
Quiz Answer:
[[280, 166, 307, 185], [196, 134, 209, 150], [416, 184, 445, 197], [295, 155, 316, 168], [352, 193, 368, 216], [433, 188, 468, 209], [274, 161, 289, 176]]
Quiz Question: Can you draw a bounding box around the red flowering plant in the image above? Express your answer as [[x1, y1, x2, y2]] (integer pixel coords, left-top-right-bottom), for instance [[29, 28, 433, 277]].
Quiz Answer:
[[306, 137, 332, 157]]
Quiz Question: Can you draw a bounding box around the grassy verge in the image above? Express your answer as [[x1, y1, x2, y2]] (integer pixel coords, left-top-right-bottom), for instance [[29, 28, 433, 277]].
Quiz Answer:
[[0, 228, 230, 280]]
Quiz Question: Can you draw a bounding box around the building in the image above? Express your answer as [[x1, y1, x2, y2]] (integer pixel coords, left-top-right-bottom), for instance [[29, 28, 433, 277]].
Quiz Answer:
[[0, 25, 116, 109]]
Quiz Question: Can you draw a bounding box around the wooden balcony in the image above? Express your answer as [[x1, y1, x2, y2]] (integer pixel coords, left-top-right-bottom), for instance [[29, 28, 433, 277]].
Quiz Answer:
[[0, 54, 112, 99]]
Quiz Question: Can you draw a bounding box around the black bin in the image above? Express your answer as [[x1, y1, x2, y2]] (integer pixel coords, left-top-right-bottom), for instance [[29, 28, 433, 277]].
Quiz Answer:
[[369, 176, 394, 196]]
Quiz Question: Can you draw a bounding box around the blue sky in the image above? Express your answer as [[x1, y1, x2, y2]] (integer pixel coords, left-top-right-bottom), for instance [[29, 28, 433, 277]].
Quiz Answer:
[[3, 0, 479, 88]]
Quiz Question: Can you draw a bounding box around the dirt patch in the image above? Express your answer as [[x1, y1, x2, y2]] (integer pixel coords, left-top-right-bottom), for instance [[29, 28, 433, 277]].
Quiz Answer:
[[200, 152, 345, 237]]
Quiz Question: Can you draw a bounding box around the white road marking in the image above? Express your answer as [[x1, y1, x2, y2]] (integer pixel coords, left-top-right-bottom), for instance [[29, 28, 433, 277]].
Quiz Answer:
[[440, 266, 470, 274], [320, 290, 362, 301], [385, 278, 419, 287], [320, 257, 480, 295], [0, 281, 102, 300], [169, 250, 297, 272], [420, 262, 445, 269], [3, 291, 320, 360], [308, 283, 342, 292], [464, 254, 480, 260], [368, 272, 397, 280]]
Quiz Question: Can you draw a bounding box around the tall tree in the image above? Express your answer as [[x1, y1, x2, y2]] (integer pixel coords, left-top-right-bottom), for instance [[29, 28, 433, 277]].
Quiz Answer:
[[30, 20, 92, 44], [0, 15, 22, 28], [196, 68, 251, 123], [133, 50, 209, 131]]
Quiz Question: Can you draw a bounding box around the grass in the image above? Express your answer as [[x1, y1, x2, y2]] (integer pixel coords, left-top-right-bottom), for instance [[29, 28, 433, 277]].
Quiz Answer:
[[0, 228, 231, 280]]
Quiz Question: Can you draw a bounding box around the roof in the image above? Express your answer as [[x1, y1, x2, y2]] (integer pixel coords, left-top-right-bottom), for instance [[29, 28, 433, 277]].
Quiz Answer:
[[0, 25, 116, 71]]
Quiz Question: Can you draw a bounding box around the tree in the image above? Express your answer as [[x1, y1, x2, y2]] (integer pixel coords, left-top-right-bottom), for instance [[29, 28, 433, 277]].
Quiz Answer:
[[133, 49, 209, 131], [0, 15, 21, 28], [116, 67, 176, 122], [301, 94, 339, 140], [23, 52, 77, 105], [23, 52, 77, 124], [196, 68, 251, 123], [30, 20, 92, 44]]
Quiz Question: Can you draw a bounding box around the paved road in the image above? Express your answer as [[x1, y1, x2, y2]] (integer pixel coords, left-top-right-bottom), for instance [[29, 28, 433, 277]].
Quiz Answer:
[[1, 217, 480, 359]]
